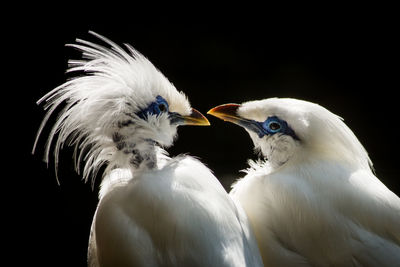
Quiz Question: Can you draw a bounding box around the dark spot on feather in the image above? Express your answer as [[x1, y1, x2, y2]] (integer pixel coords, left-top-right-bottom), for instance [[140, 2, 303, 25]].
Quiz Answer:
[[123, 112, 136, 119], [118, 120, 134, 128], [130, 151, 144, 167], [146, 160, 156, 169], [112, 132, 123, 143], [116, 142, 126, 151], [123, 149, 132, 154]]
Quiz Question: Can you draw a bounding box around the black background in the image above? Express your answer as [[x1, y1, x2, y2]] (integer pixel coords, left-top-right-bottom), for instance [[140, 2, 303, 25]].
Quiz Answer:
[[11, 6, 399, 266]]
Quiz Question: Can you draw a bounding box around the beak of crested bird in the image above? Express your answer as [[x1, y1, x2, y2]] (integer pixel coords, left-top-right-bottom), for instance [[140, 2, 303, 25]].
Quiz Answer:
[[179, 108, 210, 126]]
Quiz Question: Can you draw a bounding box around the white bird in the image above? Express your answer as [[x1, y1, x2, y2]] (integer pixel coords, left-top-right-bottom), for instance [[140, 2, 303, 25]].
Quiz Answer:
[[208, 98, 400, 267], [33, 32, 263, 267]]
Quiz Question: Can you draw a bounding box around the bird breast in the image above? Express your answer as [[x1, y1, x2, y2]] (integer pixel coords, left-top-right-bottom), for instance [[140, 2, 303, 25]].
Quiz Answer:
[[95, 155, 257, 266]]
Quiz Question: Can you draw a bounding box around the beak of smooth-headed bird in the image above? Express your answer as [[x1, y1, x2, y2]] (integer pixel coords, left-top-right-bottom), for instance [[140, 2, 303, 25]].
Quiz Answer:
[[207, 104, 242, 124], [207, 104, 266, 136], [181, 108, 211, 126]]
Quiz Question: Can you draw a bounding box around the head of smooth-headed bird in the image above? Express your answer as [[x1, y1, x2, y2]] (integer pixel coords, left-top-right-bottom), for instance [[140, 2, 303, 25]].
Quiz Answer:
[[208, 98, 371, 170]]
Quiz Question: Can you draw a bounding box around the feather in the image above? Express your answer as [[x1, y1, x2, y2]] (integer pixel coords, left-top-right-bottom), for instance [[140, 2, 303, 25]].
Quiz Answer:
[[91, 156, 263, 266], [35, 32, 263, 266], [210, 97, 400, 266], [33, 31, 190, 183]]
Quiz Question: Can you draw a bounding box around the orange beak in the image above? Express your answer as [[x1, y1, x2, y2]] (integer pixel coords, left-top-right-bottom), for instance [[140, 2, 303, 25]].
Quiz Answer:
[[207, 104, 242, 124], [181, 108, 210, 126]]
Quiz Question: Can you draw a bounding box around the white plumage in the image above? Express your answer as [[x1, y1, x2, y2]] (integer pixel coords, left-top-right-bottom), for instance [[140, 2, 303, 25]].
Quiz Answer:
[[34, 32, 263, 267], [208, 98, 400, 267]]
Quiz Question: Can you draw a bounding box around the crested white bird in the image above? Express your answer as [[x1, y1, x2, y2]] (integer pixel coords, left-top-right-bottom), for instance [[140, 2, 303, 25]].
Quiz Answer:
[[33, 32, 263, 267], [208, 98, 400, 267]]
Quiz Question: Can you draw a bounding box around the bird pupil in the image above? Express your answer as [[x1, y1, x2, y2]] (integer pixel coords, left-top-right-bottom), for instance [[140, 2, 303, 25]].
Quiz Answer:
[[269, 122, 280, 130], [158, 103, 166, 112]]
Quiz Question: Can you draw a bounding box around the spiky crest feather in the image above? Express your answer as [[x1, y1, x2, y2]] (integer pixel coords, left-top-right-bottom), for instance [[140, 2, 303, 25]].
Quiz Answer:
[[33, 31, 191, 184]]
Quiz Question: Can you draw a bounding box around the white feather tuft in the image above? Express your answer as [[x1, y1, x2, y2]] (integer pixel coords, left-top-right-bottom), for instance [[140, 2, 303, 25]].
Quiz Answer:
[[33, 31, 191, 184]]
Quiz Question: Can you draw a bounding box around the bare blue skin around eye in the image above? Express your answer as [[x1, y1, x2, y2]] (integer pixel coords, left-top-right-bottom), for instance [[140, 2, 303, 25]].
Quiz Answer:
[[136, 96, 185, 125], [239, 116, 299, 140], [137, 95, 169, 120]]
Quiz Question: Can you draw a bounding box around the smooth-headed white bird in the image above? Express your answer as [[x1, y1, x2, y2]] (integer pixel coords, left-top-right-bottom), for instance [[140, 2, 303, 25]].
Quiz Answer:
[[208, 98, 400, 267], [33, 32, 263, 267]]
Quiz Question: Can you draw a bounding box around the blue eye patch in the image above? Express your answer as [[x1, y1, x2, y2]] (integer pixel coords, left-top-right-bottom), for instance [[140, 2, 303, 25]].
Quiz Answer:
[[137, 95, 169, 120], [238, 115, 299, 140]]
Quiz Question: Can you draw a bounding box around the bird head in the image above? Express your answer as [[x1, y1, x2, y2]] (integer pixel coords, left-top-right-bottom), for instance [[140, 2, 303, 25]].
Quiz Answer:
[[208, 98, 371, 170], [34, 32, 209, 182]]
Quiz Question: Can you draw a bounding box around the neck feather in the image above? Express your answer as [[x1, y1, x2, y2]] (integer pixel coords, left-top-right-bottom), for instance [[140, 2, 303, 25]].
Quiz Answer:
[[129, 140, 158, 169], [112, 132, 158, 170]]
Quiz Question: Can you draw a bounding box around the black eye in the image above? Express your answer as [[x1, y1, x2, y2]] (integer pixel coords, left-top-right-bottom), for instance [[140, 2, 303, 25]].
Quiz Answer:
[[267, 121, 281, 133], [158, 103, 167, 112]]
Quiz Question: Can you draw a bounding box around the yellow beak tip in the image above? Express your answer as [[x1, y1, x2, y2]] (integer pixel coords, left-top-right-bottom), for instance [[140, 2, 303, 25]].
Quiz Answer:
[[206, 109, 215, 115]]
